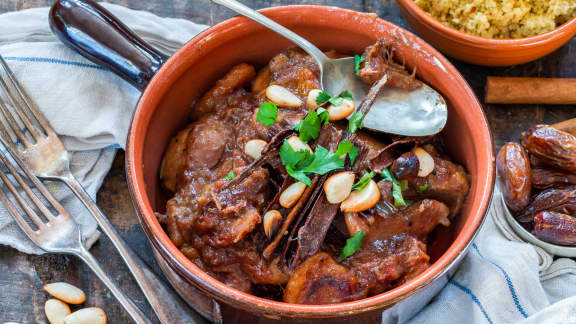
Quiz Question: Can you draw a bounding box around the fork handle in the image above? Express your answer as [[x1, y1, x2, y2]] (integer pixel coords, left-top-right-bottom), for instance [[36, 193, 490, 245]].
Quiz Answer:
[[62, 175, 208, 324], [74, 245, 153, 324]]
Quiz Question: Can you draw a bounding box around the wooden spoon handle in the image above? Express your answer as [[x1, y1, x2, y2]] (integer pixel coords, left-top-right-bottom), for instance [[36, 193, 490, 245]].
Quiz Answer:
[[485, 77, 576, 105]]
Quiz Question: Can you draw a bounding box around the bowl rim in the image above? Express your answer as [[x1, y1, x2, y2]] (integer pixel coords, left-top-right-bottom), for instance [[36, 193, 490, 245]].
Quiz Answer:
[[125, 5, 496, 317], [396, 0, 576, 45]]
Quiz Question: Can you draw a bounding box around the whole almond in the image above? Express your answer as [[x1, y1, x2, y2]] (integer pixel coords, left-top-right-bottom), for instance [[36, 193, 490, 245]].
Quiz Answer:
[[327, 99, 355, 121], [266, 85, 302, 108], [45, 299, 71, 324], [306, 89, 322, 110], [412, 147, 435, 177], [341, 180, 381, 212], [43, 283, 86, 305], [324, 172, 355, 203], [279, 182, 307, 208], [245, 139, 267, 159], [286, 136, 312, 153], [64, 308, 107, 324]]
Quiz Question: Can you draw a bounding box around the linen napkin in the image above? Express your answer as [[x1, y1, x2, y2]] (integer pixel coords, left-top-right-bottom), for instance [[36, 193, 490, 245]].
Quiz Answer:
[[0, 3, 207, 254], [2, 3, 576, 324]]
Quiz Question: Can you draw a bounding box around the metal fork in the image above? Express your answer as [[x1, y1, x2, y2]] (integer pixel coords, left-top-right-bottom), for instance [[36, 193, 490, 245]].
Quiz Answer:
[[0, 56, 203, 323], [0, 141, 152, 323]]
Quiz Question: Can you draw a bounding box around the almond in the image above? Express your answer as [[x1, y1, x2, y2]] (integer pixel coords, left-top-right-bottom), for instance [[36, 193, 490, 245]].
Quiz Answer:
[[64, 308, 107, 324], [279, 182, 307, 208], [266, 85, 302, 108], [45, 299, 71, 324], [324, 172, 355, 203], [244, 139, 267, 159], [327, 99, 355, 121], [306, 89, 323, 110], [43, 283, 86, 305], [286, 135, 312, 153], [412, 147, 435, 177], [263, 210, 283, 239], [341, 180, 381, 212]]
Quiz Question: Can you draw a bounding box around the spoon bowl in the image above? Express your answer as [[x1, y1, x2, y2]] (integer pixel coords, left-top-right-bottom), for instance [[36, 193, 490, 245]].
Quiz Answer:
[[213, 0, 448, 136]]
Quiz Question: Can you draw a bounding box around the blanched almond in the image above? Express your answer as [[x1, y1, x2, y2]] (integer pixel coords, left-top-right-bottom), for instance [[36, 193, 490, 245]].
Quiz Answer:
[[327, 99, 355, 121], [244, 139, 267, 159], [279, 182, 307, 208], [324, 172, 355, 203], [286, 135, 312, 153], [64, 308, 107, 324], [43, 283, 86, 305], [341, 180, 381, 212], [266, 85, 302, 108], [263, 210, 283, 239], [45, 299, 71, 324], [306, 89, 322, 110], [412, 147, 435, 177]]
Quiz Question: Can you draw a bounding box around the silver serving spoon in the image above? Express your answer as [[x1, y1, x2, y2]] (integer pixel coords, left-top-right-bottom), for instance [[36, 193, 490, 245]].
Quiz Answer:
[[212, 0, 447, 136]]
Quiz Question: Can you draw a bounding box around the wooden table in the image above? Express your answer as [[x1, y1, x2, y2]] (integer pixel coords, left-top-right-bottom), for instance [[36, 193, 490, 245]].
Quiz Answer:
[[0, 0, 574, 323]]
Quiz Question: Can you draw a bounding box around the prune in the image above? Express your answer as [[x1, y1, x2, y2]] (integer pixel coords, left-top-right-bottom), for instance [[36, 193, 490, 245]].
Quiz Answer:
[[391, 152, 420, 180], [518, 186, 576, 223], [532, 167, 576, 190], [534, 211, 576, 246], [497, 143, 532, 213], [520, 125, 576, 171]]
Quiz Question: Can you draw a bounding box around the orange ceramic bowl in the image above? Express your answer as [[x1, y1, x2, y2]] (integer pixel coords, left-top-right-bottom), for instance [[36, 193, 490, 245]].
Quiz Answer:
[[396, 0, 576, 66], [51, 2, 494, 322]]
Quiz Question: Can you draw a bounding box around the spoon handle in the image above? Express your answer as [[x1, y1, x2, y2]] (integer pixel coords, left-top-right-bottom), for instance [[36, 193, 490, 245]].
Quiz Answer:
[[212, 0, 329, 65]]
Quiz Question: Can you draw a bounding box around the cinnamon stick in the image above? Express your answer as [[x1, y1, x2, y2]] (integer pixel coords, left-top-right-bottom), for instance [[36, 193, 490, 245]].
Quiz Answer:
[[485, 77, 576, 105]]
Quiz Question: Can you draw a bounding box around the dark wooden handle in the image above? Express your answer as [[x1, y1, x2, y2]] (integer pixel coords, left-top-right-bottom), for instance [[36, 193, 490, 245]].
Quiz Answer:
[[49, 0, 169, 91], [485, 76, 576, 105]]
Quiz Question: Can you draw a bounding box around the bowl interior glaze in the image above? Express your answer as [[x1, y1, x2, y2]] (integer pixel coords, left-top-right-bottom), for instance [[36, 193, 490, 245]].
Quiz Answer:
[[126, 5, 494, 317]]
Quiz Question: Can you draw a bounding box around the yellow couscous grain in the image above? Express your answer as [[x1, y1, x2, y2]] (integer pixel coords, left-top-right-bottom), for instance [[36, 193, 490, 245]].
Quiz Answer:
[[413, 0, 576, 39]]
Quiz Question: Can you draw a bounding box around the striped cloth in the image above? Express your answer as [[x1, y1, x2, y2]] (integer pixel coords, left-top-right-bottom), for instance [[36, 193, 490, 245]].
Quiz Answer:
[[1, 3, 576, 324]]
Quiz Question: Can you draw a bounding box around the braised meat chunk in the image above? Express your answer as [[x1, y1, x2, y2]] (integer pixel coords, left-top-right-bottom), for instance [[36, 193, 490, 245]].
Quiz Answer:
[[158, 41, 470, 303]]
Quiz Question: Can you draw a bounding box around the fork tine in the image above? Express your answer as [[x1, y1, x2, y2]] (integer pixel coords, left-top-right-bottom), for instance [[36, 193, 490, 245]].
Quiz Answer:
[[0, 56, 50, 138], [0, 76, 42, 140], [0, 98, 32, 147], [0, 184, 38, 237], [0, 142, 67, 217]]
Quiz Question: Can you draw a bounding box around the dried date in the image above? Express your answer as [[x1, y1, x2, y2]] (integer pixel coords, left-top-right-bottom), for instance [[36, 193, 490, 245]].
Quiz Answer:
[[520, 125, 576, 171], [532, 167, 576, 190], [497, 142, 532, 213], [518, 186, 576, 223], [534, 211, 576, 246], [391, 152, 419, 180]]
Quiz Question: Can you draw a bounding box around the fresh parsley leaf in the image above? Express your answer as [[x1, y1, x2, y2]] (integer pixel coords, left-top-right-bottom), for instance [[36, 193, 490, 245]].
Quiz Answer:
[[352, 171, 376, 191], [328, 96, 344, 107], [297, 109, 330, 143], [301, 145, 346, 175], [340, 231, 365, 259], [316, 91, 332, 106], [279, 142, 350, 184], [279, 142, 313, 169], [381, 168, 407, 207], [224, 170, 236, 180], [340, 91, 353, 101], [350, 145, 359, 165], [348, 111, 365, 134], [417, 184, 429, 193], [399, 180, 409, 191], [354, 54, 366, 76], [316, 107, 330, 125], [286, 165, 312, 186], [256, 102, 278, 126], [334, 140, 359, 165]]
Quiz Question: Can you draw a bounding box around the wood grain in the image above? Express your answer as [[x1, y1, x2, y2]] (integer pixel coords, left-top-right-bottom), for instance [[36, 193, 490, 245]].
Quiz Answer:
[[0, 0, 575, 323]]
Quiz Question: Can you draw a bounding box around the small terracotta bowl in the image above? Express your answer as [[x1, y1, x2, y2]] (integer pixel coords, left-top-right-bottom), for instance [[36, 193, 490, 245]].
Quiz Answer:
[[396, 0, 576, 66]]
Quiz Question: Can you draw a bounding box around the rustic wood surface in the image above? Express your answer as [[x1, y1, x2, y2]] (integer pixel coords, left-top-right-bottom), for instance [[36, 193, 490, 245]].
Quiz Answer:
[[0, 0, 574, 323]]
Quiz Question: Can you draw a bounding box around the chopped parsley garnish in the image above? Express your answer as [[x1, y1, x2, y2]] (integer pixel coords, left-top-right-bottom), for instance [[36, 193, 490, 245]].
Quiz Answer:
[[337, 140, 359, 165], [352, 171, 376, 191], [399, 179, 409, 192], [279, 140, 357, 185], [316, 90, 354, 107], [348, 111, 365, 134], [224, 170, 236, 180], [256, 102, 278, 126], [417, 184, 429, 193], [340, 231, 365, 259], [294, 109, 330, 142], [354, 54, 366, 76], [381, 168, 407, 207]]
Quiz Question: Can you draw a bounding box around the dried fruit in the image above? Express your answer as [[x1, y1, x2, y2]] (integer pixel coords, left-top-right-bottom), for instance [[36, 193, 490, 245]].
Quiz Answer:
[[520, 124, 576, 171], [266, 85, 302, 108], [45, 299, 71, 324], [64, 308, 107, 324], [532, 167, 576, 190], [497, 142, 532, 213], [43, 282, 86, 305], [324, 172, 355, 203], [534, 211, 576, 246], [518, 186, 576, 223], [391, 152, 420, 180], [280, 182, 307, 208], [341, 180, 381, 212]]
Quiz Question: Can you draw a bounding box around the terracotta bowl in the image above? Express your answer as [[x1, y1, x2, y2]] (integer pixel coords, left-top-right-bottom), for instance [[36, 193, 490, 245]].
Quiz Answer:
[[396, 0, 576, 66], [50, 2, 495, 322]]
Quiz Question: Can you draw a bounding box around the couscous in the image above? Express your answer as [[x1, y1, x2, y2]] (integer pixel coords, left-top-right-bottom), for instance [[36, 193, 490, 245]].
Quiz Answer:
[[413, 0, 576, 38]]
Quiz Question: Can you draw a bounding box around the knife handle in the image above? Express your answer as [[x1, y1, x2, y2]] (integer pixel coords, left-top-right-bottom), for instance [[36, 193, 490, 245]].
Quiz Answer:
[[49, 0, 169, 91]]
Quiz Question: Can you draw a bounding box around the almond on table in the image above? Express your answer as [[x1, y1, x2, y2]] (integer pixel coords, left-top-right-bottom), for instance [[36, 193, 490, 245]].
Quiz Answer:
[[45, 299, 71, 324], [64, 307, 107, 324], [43, 282, 86, 305]]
